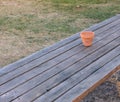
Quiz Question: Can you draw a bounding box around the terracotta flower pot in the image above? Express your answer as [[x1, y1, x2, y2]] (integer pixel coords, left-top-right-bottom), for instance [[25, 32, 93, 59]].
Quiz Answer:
[[80, 31, 94, 47]]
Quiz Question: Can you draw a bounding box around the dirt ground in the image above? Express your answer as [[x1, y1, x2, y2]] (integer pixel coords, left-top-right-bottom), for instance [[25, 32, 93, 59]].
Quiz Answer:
[[82, 72, 120, 102]]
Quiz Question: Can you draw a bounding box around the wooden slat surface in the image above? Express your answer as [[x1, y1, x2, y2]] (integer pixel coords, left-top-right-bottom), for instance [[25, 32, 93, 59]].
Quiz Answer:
[[0, 14, 120, 77], [1, 16, 120, 87], [0, 15, 120, 102], [55, 56, 120, 102], [0, 22, 120, 96], [34, 46, 120, 102], [3, 30, 120, 102]]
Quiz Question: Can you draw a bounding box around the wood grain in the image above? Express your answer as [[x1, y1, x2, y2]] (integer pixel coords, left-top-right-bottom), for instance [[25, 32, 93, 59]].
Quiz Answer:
[[5, 35, 120, 102], [0, 15, 120, 77], [1, 17, 120, 87], [0, 15, 120, 102]]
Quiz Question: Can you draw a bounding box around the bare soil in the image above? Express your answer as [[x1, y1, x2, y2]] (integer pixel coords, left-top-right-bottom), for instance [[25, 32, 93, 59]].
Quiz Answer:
[[82, 72, 120, 102]]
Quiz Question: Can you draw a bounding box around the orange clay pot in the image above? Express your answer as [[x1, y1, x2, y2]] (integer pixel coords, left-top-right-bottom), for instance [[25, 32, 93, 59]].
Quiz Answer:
[[80, 31, 94, 47]]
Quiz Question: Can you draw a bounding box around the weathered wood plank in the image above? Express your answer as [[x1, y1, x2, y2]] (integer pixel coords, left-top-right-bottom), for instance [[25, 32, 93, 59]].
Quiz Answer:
[[11, 37, 120, 102], [0, 23, 119, 87], [0, 15, 119, 83], [0, 28, 119, 93], [33, 46, 120, 102], [0, 15, 120, 102], [54, 56, 120, 102], [0, 14, 120, 77], [2, 35, 120, 102], [1, 17, 120, 87]]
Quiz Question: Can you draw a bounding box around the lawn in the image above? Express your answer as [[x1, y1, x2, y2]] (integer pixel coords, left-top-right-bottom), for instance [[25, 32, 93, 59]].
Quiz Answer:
[[0, 0, 120, 67]]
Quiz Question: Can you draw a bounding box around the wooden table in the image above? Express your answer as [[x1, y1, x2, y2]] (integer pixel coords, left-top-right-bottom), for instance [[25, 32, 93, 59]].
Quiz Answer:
[[0, 15, 120, 102]]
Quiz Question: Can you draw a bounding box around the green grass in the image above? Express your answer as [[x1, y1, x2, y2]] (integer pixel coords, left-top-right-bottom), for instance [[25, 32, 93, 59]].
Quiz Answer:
[[0, 14, 40, 32], [47, 0, 110, 4], [45, 19, 77, 33], [82, 5, 120, 21], [43, 0, 120, 21]]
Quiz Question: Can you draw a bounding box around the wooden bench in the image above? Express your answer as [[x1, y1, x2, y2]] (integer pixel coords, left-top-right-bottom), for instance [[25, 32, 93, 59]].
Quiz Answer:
[[0, 15, 120, 102]]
